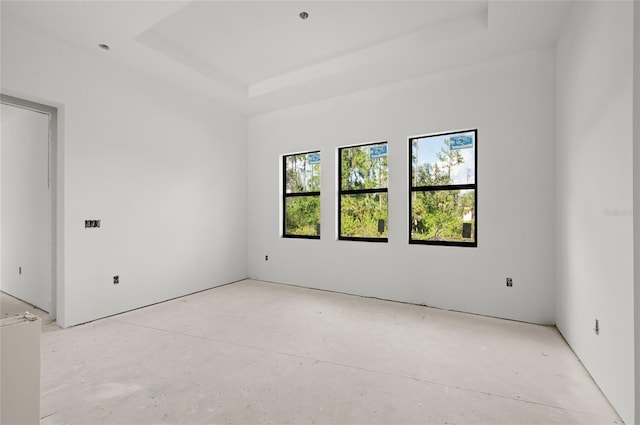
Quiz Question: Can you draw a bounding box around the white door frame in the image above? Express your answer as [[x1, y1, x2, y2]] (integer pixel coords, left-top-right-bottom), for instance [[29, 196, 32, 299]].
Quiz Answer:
[[1, 94, 58, 320]]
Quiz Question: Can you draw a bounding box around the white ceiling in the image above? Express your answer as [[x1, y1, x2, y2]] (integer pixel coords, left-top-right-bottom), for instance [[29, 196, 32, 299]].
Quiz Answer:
[[1, 1, 573, 116]]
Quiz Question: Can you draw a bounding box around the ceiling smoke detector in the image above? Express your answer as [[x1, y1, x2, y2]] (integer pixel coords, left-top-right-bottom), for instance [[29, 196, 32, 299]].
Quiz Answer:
[[299, 11, 309, 20]]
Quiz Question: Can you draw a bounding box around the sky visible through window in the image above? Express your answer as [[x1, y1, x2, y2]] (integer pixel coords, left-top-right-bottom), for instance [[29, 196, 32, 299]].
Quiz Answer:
[[414, 131, 475, 185]]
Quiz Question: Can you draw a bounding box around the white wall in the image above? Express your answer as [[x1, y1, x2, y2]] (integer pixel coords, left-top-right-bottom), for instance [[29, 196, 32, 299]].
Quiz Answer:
[[248, 47, 556, 325], [556, 2, 635, 424], [634, 2, 640, 424], [1, 20, 248, 327]]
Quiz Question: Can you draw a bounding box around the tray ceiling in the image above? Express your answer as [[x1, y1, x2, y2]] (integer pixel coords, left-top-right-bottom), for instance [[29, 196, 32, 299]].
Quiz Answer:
[[1, 1, 573, 115]]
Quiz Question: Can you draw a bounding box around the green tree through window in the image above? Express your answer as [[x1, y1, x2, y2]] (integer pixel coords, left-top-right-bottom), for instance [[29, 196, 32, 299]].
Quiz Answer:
[[339, 143, 388, 241], [283, 151, 320, 238], [410, 130, 477, 246]]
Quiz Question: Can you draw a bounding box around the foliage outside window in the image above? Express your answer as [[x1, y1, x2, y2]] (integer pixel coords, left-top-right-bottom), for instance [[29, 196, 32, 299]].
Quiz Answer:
[[410, 130, 477, 246], [283, 151, 321, 238], [339, 142, 388, 241]]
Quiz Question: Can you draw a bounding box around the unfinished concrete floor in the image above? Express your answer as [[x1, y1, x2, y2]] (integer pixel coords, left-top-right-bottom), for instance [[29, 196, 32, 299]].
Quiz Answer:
[[1, 291, 59, 333], [39, 280, 621, 424]]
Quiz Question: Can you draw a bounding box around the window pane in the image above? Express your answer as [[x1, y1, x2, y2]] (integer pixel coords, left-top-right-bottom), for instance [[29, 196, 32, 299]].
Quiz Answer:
[[411, 131, 475, 187], [341, 192, 388, 238], [411, 189, 475, 242], [285, 195, 320, 236], [340, 143, 388, 191], [285, 152, 320, 193]]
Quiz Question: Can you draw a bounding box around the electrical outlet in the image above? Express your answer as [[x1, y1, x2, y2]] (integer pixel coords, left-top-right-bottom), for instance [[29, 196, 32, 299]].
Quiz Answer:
[[594, 319, 599, 335], [85, 220, 101, 228], [265, 255, 269, 261], [113, 275, 119, 285], [506, 277, 513, 287]]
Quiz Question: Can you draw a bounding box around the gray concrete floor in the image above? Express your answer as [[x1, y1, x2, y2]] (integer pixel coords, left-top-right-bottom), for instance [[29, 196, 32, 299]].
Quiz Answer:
[[34, 280, 622, 424], [1, 291, 60, 333]]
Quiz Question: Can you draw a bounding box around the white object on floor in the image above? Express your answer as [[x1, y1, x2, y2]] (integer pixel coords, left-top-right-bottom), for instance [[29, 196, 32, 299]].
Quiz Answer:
[[1, 313, 41, 425]]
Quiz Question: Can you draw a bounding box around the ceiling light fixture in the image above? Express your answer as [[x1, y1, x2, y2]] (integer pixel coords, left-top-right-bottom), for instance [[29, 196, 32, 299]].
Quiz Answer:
[[299, 11, 309, 20], [98, 44, 110, 51]]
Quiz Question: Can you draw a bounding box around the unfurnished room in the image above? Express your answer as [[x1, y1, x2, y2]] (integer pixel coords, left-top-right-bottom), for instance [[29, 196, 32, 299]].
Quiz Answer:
[[0, 1, 639, 424]]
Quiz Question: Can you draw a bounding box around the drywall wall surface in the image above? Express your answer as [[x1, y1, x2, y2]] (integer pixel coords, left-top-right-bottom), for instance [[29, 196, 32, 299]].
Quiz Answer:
[[634, 2, 640, 424], [1, 104, 52, 312], [1, 20, 248, 327], [556, 2, 634, 423], [0, 314, 41, 425], [248, 47, 556, 325]]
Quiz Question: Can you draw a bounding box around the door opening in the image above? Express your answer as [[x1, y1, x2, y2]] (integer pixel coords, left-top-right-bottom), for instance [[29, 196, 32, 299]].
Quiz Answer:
[[1, 95, 57, 319]]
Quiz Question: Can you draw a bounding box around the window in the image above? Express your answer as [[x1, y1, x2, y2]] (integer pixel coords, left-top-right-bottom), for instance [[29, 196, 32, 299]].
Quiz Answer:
[[283, 151, 321, 238], [410, 130, 477, 246], [338, 142, 388, 241]]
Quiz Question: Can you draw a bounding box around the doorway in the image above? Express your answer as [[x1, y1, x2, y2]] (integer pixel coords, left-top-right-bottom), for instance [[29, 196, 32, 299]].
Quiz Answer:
[[1, 95, 57, 318]]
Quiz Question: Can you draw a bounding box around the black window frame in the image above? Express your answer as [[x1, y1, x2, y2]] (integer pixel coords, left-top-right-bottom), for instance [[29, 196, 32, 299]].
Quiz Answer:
[[409, 129, 477, 247], [338, 141, 389, 243], [282, 151, 321, 240]]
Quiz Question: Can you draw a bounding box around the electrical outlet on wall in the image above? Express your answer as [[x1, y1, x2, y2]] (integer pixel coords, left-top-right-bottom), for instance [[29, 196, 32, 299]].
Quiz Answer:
[[506, 277, 513, 287], [113, 275, 119, 285]]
